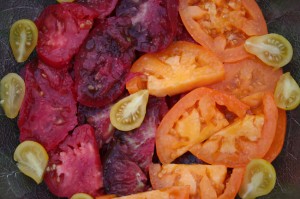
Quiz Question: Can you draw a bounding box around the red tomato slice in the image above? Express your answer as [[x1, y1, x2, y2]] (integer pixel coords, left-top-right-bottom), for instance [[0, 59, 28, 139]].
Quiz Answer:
[[36, 3, 98, 68], [77, 0, 118, 18], [18, 60, 77, 151], [179, 0, 268, 62], [44, 124, 103, 198], [190, 92, 278, 167], [156, 87, 249, 164], [126, 41, 224, 97], [149, 164, 245, 199]]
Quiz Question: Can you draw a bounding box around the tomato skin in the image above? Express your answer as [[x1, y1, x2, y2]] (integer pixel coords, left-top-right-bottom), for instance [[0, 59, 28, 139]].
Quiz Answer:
[[156, 87, 249, 164], [77, 0, 118, 18], [18, 60, 78, 151], [36, 3, 98, 68], [179, 0, 268, 62], [127, 41, 225, 97], [44, 124, 103, 198]]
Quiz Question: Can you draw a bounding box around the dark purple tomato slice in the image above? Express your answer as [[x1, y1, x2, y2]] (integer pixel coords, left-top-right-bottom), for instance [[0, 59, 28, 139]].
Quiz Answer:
[[103, 97, 168, 196], [77, 0, 118, 18], [18, 60, 77, 151], [78, 104, 114, 148], [36, 3, 98, 68], [74, 17, 135, 107], [44, 124, 103, 198], [116, 0, 179, 53]]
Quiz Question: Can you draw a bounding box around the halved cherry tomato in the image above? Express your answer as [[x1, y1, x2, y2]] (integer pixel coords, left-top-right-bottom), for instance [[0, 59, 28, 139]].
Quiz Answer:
[[71, 193, 93, 199], [263, 109, 287, 162], [14, 140, 49, 184], [179, 0, 268, 62], [209, 57, 282, 106], [9, 19, 38, 63], [110, 90, 149, 131], [0, 73, 25, 119], [238, 159, 276, 199], [156, 87, 249, 164], [274, 72, 300, 110], [244, 34, 293, 68], [114, 186, 190, 199], [126, 41, 224, 97], [149, 164, 245, 199], [189, 92, 278, 167]]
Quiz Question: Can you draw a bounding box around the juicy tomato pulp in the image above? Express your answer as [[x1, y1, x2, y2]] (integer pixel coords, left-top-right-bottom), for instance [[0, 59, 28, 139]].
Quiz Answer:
[[44, 125, 103, 198], [116, 0, 178, 53], [179, 0, 268, 62], [18, 60, 77, 151], [36, 3, 98, 68], [74, 17, 135, 107], [77, 0, 118, 18]]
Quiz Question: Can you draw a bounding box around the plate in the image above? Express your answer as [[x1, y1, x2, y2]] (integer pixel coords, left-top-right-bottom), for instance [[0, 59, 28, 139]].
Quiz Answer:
[[0, 0, 299, 198]]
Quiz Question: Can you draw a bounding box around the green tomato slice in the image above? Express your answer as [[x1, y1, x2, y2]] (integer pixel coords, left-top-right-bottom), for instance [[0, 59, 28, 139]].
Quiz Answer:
[[274, 72, 300, 110], [110, 90, 149, 131], [244, 33, 293, 68], [0, 73, 25, 118], [238, 159, 276, 199], [9, 19, 38, 62]]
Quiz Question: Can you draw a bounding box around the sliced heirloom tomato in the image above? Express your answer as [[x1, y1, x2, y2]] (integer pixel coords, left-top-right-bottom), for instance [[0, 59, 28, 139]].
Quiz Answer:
[[126, 41, 224, 97], [156, 87, 249, 164], [149, 164, 245, 199], [77, 0, 118, 18], [44, 125, 103, 198], [189, 92, 278, 167], [179, 0, 268, 62], [114, 186, 190, 199], [116, 0, 178, 53], [36, 3, 98, 68]]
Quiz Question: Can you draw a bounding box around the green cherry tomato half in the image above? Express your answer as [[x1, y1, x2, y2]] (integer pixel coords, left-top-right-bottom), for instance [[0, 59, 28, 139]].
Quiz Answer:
[[9, 19, 38, 62], [110, 90, 149, 131], [274, 72, 300, 110], [244, 33, 293, 68], [238, 159, 276, 199], [0, 73, 25, 118], [70, 193, 93, 199]]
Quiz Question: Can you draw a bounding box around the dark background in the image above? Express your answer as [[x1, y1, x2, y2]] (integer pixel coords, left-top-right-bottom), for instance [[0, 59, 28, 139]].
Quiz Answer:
[[0, 0, 299, 198]]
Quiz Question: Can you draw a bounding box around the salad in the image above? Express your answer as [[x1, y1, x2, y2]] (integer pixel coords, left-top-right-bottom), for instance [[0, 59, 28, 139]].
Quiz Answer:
[[0, 0, 300, 199]]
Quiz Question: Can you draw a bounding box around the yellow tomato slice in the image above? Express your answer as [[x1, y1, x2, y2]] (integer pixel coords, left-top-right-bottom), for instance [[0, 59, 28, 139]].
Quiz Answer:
[[9, 19, 38, 62], [13, 141, 49, 184], [238, 159, 276, 199], [0, 73, 25, 119]]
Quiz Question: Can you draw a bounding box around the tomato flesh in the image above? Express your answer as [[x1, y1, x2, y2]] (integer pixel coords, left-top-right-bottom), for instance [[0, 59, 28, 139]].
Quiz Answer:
[[77, 0, 118, 18], [36, 3, 98, 68], [74, 17, 135, 107], [18, 60, 78, 151], [44, 125, 103, 198]]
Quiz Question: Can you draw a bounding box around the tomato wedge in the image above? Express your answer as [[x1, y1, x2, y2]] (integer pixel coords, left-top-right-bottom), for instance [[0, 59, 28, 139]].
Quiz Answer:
[[179, 0, 268, 62], [126, 41, 224, 97], [156, 87, 249, 164], [190, 92, 278, 167], [149, 164, 245, 199]]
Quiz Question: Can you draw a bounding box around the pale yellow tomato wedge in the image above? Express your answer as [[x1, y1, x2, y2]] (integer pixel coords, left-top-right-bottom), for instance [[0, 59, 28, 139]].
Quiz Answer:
[[71, 193, 94, 199], [0, 73, 25, 119], [238, 159, 276, 199], [10, 19, 38, 62], [13, 141, 49, 184], [244, 33, 293, 68], [110, 90, 149, 131]]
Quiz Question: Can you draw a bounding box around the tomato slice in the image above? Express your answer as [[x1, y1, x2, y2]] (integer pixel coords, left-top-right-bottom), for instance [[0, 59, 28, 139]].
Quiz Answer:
[[9, 19, 38, 63], [274, 72, 300, 110], [179, 0, 268, 62], [238, 159, 276, 199], [209, 57, 282, 106], [77, 0, 118, 18], [113, 186, 190, 199], [126, 41, 224, 97], [0, 73, 25, 119], [70, 193, 93, 199], [156, 87, 249, 164], [13, 140, 49, 184], [149, 164, 245, 199], [110, 90, 149, 131], [95, 195, 116, 199], [244, 34, 293, 68], [190, 92, 278, 167]]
